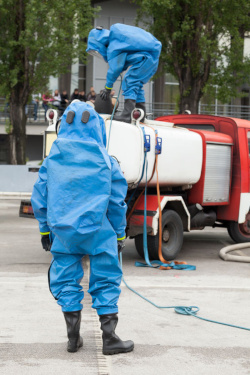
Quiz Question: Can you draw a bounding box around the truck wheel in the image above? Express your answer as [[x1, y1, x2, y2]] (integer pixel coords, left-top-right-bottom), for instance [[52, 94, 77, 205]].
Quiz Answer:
[[134, 210, 183, 261], [227, 213, 250, 243], [134, 234, 148, 259]]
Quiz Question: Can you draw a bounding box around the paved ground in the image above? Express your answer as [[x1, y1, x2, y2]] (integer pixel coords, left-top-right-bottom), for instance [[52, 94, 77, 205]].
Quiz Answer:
[[0, 199, 250, 375]]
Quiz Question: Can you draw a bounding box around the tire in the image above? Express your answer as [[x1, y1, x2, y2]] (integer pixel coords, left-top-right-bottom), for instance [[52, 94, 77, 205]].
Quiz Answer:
[[134, 210, 183, 261], [227, 212, 250, 243], [134, 234, 146, 259]]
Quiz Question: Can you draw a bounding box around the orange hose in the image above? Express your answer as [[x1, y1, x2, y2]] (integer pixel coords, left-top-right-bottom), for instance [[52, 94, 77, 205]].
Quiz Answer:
[[156, 152, 187, 269], [155, 154, 165, 264], [127, 124, 186, 269], [127, 123, 187, 270]]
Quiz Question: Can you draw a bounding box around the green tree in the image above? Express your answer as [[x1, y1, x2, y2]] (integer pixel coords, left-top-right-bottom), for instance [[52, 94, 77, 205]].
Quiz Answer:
[[136, 0, 250, 113], [0, 0, 97, 164]]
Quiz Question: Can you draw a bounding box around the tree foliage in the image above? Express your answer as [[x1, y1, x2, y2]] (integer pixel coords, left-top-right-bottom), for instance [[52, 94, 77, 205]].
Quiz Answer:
[[0, 0, 97, 164], [135, 0, 250, 112]]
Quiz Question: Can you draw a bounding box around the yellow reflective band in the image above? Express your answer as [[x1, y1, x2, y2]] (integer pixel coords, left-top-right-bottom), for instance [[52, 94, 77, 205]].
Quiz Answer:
[[117, 236, 126, 241], [105, 85, 112, 90], [40, 232, 50, 235]]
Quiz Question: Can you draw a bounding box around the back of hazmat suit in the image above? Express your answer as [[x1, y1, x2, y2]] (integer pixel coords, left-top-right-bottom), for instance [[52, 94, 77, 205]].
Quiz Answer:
[[87, 23, 162, 122], [31, 102, 134, 354]]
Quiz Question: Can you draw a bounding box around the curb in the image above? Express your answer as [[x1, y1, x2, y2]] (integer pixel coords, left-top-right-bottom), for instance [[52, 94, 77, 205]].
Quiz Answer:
[[0, 192, 32, 199]]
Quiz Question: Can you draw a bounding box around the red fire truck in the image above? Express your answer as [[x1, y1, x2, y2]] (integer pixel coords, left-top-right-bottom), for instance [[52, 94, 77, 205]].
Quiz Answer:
[[127, 114, 250, 260], [20, 110, 250, 261]]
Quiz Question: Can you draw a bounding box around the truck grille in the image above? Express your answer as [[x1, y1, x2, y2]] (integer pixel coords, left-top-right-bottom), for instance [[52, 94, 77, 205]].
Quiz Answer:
[[203, 144, 231, 204]]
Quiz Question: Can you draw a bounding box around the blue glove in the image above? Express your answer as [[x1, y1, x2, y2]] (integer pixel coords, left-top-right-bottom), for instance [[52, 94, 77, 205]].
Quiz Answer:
[[100, 86, 112, 100]]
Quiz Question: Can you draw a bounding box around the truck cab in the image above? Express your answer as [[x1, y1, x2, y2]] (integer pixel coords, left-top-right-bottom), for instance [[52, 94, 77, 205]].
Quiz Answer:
[[156, 114, 250, 243]]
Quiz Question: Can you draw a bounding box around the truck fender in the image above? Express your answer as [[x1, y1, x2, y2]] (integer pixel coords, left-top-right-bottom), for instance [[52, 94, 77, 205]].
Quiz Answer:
[[238, 193, 250, 224], [152, 196, 190, 235], [127, 195, 190, 237]]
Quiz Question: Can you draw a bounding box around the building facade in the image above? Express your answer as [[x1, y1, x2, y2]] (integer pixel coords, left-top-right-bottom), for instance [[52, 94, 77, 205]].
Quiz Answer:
[[1, 0, 250, 164], [49, 0, 154, 105]]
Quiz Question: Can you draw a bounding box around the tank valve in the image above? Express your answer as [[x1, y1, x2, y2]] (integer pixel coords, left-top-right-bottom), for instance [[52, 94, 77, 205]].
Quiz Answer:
[[155, 137, 162, 154]]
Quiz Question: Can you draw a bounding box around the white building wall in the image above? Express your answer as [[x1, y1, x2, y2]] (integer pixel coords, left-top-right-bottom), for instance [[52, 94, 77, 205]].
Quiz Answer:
[[244, 34, 250, 58], [49, 76, 59, 93], [70, 59, 80, 93]]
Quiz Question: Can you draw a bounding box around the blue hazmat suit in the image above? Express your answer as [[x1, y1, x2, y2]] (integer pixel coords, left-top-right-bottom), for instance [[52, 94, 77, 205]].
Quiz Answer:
[[31, 102, 128, 315], [86, 23, 162, 103]]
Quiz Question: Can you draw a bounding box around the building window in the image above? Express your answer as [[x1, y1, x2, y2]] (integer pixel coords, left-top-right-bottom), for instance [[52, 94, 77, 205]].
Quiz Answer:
[[0, 135, 8, 164], [165, 73, 179, 104]]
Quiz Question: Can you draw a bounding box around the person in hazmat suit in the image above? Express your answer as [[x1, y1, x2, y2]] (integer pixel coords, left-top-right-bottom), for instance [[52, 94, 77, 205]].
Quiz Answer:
[[31, 101, 134, 355], [86, 23, 162, 123]]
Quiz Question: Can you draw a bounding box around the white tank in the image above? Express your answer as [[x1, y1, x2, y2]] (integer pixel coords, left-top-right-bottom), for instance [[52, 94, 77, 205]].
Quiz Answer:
[[104, 117, 203, 189]]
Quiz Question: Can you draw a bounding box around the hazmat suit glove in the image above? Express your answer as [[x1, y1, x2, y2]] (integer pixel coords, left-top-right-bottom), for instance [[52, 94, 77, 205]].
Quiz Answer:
[[117, 238, 126, 254], [100, 86, 112, 100], [41, 234, 52, 252]]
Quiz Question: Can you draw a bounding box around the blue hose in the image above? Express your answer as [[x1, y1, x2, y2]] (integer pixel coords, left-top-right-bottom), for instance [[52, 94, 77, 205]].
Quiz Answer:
[[120, 254, 250, 331], [135, 131, 196, 271], [111, 77, 250, 332], [120, 133, 250, 331]]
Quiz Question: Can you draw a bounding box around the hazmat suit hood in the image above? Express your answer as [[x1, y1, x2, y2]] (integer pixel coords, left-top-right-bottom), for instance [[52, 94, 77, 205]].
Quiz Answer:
[[58, 101, 107, 147], [86, 28, 110, 62], [107, 23, 162, 61], [40, 101, 112, 252]]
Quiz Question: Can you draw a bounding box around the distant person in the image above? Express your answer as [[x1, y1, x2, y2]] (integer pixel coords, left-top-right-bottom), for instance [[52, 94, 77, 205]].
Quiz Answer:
[[87, 88, 96, 103], [60, 90, 69, 115], [31, 93, 40, 121], [71, 88, 79, 101], [79, 90, 87, 102], [42, 91, 54, 120], [52, 90, 61, 109], [87, 86, 94, 98]]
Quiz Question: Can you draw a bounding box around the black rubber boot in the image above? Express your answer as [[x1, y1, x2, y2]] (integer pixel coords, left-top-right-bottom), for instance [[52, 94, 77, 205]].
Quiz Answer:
[[63, 311, 83, 353], [113, 99, 136, 123], [135, 102, 146, 121], [99, 314, 134, 355]]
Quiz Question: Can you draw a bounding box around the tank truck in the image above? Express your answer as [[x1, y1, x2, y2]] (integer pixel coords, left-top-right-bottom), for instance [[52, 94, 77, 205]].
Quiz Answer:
[[20, 107, 250, 261]]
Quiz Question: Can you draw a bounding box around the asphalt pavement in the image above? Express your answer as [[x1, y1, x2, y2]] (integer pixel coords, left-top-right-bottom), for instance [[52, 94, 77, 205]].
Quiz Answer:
[[0, 199, 250, 375]]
